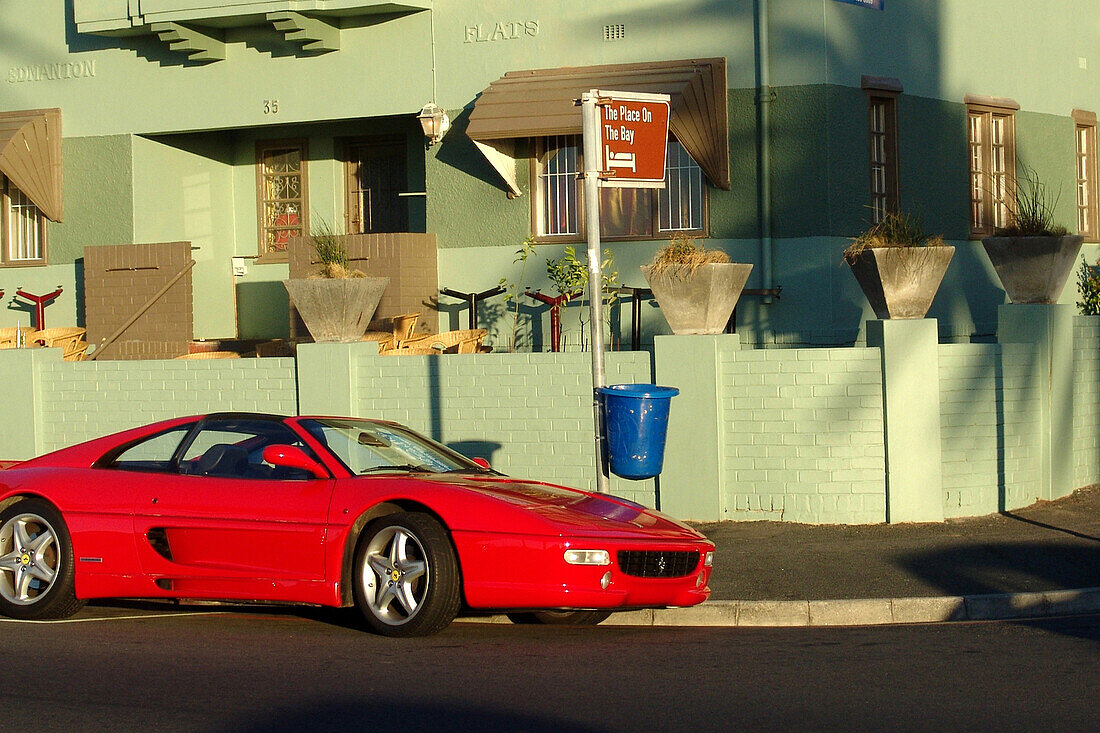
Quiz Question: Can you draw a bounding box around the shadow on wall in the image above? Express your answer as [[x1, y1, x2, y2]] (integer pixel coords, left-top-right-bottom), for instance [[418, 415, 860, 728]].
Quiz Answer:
[[236, 281, 290, 340], [448, 440, 504, 466]]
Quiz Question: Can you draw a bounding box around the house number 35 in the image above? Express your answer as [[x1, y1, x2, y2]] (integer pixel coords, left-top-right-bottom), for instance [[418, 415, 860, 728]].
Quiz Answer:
[[263, 99, 279, 114]]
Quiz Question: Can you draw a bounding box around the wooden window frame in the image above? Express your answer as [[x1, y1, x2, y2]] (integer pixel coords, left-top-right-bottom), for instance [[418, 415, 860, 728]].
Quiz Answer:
[[529, 136, 708, 243], [966, 96, 1019, 239], [255, 138, 308, 263], [862, 77, 902, 223], [1074, 110, 1099, 242], [1, 174, 48, 268]]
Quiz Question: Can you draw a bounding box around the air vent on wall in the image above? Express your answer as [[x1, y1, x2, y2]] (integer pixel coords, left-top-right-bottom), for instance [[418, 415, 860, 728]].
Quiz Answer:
[[604, 24, 625, 41]]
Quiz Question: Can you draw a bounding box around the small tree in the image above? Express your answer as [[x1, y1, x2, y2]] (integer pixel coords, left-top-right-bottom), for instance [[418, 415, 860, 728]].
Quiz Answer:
[[1077, 256, 1100, 315]]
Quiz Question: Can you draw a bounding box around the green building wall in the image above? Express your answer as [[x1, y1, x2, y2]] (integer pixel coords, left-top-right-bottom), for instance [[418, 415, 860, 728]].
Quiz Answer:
[[2, 1, 1100, 344]]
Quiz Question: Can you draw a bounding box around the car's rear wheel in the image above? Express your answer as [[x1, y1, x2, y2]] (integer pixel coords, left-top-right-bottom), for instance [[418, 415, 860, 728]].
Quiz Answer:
[[0, 499, 85, 620], [507, 610, 612, 626], [353, 512, 461, 637]]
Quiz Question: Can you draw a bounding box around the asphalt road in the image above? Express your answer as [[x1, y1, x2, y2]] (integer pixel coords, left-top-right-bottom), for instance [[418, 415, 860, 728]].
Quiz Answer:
[[4, 604, 1097, 732]]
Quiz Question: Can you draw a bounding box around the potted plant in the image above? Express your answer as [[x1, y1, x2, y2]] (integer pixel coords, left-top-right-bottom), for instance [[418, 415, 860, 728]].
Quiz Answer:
[[981, 167, 1084, 304], [283, 219, 389, 342], [640, 235, 752, 335], [843, 210, 954, 319]]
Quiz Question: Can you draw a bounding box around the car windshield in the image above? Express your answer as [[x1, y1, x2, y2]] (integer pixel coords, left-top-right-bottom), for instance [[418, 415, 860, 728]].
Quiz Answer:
[[300, 418, 487, 476]]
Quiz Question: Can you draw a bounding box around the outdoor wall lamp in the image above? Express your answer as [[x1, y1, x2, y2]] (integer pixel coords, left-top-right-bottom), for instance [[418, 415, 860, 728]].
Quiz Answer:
[[417, 102, 450, 146]]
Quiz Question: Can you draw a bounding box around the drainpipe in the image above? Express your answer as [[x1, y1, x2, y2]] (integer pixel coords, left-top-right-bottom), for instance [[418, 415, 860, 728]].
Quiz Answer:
[[755, 0, 775, 302]]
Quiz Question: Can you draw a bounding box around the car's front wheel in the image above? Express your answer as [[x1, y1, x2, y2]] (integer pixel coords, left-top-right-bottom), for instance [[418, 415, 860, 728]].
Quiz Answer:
[[507, 610, 612, 626], [0, 499, 85, 620], [353, 512, 461, 637]]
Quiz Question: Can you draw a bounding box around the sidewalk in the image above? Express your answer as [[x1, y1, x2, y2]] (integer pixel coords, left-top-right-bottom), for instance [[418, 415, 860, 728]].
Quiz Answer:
[[628, 484, 1100, 627]]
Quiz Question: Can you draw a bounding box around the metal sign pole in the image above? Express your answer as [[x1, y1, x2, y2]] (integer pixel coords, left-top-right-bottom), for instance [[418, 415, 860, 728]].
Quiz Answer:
[[581, 90, 610, 494]]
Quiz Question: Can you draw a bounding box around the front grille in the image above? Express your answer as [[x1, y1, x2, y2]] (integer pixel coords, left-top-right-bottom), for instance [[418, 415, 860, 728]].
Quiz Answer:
[[617, 550, 699, 578]]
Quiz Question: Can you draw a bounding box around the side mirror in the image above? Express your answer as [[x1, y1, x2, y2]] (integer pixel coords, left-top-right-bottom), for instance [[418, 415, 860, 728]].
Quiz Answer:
[[262, 445, 329, 479], [471, 457, 491, 470]]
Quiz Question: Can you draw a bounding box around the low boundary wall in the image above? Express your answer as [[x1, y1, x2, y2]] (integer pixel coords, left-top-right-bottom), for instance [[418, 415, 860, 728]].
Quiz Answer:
[[1, 305, 1095, 524]]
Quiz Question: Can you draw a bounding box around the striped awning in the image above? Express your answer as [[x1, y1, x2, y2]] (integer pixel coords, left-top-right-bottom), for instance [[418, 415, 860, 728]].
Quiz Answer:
[[0, 108, 63, 222], [466, 58, 729, 196]]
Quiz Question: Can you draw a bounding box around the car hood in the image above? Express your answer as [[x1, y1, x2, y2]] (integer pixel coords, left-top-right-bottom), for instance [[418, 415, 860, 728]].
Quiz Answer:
[[422, 473, 707, 541]]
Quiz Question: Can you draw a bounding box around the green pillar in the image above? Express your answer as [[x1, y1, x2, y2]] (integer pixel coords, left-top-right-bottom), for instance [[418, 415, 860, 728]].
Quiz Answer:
[[997, 304, 1075, 501], [867, 319, 944, 523], [295, 342, 376, 416], [653, 334, 735, 521], [0, 348, 57, 459]]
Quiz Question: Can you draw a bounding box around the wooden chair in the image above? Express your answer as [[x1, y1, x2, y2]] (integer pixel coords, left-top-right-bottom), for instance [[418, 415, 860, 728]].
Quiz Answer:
[[425, 329, 488, 354], [33, 327, 87, 355], [174, 351, 241, 360]]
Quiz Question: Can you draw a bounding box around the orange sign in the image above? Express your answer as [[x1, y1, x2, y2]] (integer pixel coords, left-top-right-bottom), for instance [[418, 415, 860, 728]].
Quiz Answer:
[[598, 96, 671, 187]]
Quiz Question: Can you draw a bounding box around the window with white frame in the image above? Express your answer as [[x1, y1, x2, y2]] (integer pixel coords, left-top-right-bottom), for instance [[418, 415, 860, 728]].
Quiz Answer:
[[537, 136, 580, 236], [533, 136, 706, 240], [1, 175, 47, 266], [1075, 112, 1098, 241], [967, 101, 1016, 238]]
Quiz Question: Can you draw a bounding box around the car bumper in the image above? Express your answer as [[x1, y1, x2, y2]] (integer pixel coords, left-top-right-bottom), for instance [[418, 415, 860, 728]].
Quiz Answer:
[[452, 530, 713, 611]]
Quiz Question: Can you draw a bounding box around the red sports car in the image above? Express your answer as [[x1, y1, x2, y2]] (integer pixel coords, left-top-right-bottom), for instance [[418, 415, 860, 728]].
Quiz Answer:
[[0, 413, 713, 636]]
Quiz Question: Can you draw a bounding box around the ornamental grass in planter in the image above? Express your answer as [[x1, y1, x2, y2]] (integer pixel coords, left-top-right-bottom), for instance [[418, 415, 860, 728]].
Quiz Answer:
[[981, 167, 1083, 305], [843, 211, 954, 320], [283, 219, 389, 343], [641, 235, 752, 335]]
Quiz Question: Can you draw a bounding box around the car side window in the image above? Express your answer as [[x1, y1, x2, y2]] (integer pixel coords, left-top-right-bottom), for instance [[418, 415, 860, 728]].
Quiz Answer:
[[108, 427, 190, 473], [178, 419, 317, 480]]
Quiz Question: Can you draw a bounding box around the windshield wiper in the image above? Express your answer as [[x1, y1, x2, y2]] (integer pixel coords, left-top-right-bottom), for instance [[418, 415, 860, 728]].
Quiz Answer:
[[358, 464, 435, 475]]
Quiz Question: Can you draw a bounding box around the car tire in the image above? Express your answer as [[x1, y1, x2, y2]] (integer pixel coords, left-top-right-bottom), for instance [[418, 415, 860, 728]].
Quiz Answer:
[[0, 498, 85, 620], [507, 610, 612, 626], [353, 512, 461, 637]]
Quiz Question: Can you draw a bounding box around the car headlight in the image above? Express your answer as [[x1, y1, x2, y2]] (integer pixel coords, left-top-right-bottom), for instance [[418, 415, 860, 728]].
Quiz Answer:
[[564, 549, 611, 566], [704, 551, 714, 568]]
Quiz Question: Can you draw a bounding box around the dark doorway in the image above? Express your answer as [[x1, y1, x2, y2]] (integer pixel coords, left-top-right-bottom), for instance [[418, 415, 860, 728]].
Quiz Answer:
[[343, 136, 408, 234]]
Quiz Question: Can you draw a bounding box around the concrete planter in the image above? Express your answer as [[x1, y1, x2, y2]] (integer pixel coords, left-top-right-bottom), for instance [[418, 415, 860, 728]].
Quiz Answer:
[[641, 262, 753, 334], [981, 234, 1084, 304], [847, 246, 955, 319], [283, 277, 389, 342]]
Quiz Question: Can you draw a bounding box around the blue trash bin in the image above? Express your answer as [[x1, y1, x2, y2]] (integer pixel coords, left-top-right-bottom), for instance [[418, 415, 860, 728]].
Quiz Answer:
[[597, 384, 679, 480]]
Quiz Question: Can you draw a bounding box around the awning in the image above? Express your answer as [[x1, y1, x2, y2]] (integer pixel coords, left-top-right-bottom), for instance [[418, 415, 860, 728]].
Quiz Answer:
[[466, 58, 728, 196], [0, 108, 63, 222]]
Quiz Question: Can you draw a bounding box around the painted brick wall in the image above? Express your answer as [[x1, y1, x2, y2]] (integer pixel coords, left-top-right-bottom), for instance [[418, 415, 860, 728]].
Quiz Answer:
[[1074, 316, 1100, 488], [83, 242, 194, 360], [36, 357, 297, 452], [999, 343, 1045, 510], [348, 350, 656, 505], [938, 344, 1041, 517], [719, 346, 886, 524]]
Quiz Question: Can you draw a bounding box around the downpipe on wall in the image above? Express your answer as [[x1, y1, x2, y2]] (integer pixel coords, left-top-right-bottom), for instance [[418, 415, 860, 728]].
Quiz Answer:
[[755, 0, 775, 303]]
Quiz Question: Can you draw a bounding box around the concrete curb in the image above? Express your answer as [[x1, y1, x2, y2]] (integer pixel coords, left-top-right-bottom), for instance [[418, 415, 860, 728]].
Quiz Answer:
[[460, 587, 1100, 627]]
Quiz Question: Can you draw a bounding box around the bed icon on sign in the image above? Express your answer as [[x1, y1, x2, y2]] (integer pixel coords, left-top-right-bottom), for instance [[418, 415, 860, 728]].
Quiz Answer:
[[605, 147, 636, 173]]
